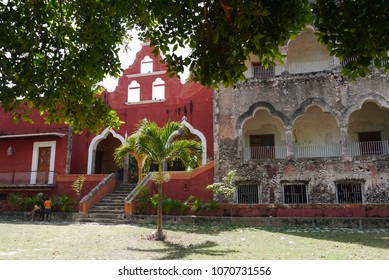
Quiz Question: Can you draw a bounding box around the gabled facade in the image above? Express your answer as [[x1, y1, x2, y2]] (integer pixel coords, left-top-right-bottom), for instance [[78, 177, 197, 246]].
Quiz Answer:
[[214, 27, 389, 215], [0, 42, 214, 206], [78, 42, 214, 179]]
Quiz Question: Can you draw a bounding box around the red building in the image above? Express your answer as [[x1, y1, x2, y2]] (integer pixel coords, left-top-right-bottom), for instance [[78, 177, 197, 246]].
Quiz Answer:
[[0, 42, 214, 208]]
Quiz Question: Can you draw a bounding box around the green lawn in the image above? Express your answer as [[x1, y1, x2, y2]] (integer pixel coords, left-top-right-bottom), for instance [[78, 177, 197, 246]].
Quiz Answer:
[[0, 222, 388, 260]]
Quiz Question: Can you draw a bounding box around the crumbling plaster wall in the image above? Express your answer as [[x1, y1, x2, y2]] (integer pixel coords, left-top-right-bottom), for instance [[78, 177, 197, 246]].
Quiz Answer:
[[214, 71, 389, 204]]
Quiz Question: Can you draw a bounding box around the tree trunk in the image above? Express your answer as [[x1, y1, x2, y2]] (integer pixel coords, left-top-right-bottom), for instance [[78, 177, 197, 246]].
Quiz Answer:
[[156, 164, 164, 240], [157, 182, 163, 240], [65, 126, 73, 174]]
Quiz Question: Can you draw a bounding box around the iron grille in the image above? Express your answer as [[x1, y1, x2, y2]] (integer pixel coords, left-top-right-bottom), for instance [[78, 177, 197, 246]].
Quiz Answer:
[[253, 63, 275, 78], [236, 184, 259, 204], [283, 183, 307, 204], [336, 182, 363, 204]]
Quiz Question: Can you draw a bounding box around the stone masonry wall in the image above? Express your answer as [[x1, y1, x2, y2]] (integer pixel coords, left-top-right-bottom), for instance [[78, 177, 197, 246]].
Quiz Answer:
[[214, 71, 389, 204]]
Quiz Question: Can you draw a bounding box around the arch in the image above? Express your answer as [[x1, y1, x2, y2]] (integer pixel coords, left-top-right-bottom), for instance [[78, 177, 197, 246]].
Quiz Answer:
[[236, 101, 289, 131], [344, 94, 389, 125], [87, 128, 125, 174], [128, 80, 140, 102], [285, 25, 316, 49], [291, 97, 341, 127], [167, 117, 207, 165], [293, 105, 341, 148], [152, 77, 165, 100], [347, 100, 389, 146], [140, 55, 153, 73], [241, 108, 287, 159], [286, 26, 333, 74], [236, 102, 288, 160]]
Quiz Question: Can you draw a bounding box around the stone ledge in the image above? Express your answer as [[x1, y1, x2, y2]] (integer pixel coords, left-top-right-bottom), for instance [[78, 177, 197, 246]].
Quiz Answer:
[[1, 211, 388, 228], [123, 215, 389, 229]]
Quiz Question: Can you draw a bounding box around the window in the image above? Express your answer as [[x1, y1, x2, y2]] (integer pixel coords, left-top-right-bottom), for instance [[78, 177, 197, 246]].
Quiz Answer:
[[152, 78, 165, 100], [252, 63, 275, 78], [283, 183, 308, 204], [0, 193, 7, 201], [249, 134, 275, 159], [128, 81, 140, 102], [236, 184, 260, 204], [336, 181, 363, 204], [141, 56, 153, 73]]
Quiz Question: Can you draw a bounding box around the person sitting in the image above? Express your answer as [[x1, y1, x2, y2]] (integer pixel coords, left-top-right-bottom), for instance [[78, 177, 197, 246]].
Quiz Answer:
[[27, 202, 42, 221]]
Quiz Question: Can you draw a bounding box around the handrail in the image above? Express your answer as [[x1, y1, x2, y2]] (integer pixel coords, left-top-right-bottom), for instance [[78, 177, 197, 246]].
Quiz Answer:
[[0, 171, 57, 185], [125, 173, 153, 203], [79, 173, 116, 214], [124, 161, 215, 215]]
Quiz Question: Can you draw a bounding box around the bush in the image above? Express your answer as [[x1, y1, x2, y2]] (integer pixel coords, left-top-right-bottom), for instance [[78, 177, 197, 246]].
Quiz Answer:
[[51, 195, 74, 212], [150, 194, 189, 215], [206, 170, 237, 202], [7, 194, 36, 211], [134, 187, 152, 214], [189, 196, 218, 213]]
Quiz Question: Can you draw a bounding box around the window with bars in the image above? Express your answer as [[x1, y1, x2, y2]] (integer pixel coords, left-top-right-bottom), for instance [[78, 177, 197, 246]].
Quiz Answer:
[[252, 63, 275, 78], [236, 184, 260, 204], [336, 181, 363, 204], [283, 183, 308, 204]]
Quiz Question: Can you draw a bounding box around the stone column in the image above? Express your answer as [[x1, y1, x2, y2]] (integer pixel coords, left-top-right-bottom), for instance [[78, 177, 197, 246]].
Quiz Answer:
[[285, 129, 294, 159], [340, 125, 351, 160]]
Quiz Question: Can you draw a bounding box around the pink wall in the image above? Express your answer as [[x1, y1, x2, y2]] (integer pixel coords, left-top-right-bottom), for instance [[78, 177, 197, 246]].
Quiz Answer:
[[148, 162, 215, 201]]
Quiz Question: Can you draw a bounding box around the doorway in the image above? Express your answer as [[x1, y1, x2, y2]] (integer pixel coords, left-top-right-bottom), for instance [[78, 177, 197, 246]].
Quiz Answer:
[[358, 131, 382, 155], [250, 134, 275, 159]]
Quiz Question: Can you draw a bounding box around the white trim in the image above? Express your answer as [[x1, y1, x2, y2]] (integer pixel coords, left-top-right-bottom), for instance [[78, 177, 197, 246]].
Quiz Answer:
[[30, 141, 56, 184], [126, 70, 166, 79], [0, 133, 65, 139], [168, 117, 207, 165], [87, 128, 125, 174], [125, 99, 166, 105]]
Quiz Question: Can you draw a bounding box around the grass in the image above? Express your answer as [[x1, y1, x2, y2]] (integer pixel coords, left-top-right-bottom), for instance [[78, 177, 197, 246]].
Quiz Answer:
[[0, 221, 388, 260]]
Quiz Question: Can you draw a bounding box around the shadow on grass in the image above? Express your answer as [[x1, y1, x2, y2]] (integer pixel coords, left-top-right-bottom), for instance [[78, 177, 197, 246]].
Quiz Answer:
[[126, 240, 238, 260], [262, 229, 389, 251], [137, 224, 389, 250]]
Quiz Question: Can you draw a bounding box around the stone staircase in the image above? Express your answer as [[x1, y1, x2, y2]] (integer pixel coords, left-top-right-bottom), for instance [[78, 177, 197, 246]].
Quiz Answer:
[[76, 183, 136, 224]]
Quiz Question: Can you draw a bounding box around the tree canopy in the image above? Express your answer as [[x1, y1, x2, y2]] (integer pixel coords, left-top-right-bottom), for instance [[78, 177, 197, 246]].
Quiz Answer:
[[1, 0, 388, 132]]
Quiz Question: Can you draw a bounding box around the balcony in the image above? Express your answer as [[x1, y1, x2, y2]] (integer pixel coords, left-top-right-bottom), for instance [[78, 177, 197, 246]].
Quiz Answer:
[[0, 171, 57, 189], [243, 141, 389, 160]]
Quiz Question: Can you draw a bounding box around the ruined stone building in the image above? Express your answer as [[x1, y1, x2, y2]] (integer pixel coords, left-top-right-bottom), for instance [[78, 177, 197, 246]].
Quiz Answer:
[[214, 27, 389, 211]]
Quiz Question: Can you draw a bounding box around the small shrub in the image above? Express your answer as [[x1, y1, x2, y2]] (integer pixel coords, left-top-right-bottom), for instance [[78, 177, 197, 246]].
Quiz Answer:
[[206, 170, 237, 202], [189, 197, 219, 213], [7, 194, 22, 208], [150, 194, 189, 215], [71, 175, 86, 202], [52, 195, 74, 212], [134, 187, 152, 214], [7, 194, 37, 211]]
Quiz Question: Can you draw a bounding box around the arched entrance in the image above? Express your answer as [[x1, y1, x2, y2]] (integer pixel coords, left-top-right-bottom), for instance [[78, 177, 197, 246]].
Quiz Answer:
[[87, 129, 125, 180], [94, 134, 121, 174], [167, 117, 207, 166]]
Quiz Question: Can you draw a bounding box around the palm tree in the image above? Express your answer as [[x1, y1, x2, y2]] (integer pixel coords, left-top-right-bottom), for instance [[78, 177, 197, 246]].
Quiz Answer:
[[115, 131, 147, 183], [115, 119, 202, 240]]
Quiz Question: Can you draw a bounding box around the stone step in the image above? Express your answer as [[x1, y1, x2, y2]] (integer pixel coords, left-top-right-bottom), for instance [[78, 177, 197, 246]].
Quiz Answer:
[[94, 201, 124, 205], [90, 205, 124, 211], [79, 183, 137, 224], [76, 217, 128, 225], [104, 195, 128, 199], [84, 213, 124, 219]]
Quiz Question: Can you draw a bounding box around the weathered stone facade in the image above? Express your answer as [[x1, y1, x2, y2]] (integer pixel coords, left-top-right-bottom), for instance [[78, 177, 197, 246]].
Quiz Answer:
[[214, 70, 389, 205]]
